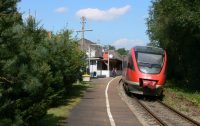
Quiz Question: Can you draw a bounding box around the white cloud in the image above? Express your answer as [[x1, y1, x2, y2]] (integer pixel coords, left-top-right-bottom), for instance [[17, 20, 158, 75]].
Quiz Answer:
[[112, 38, 146, 49], [76, 5, 131, 21], [55, 7, 67, 13]]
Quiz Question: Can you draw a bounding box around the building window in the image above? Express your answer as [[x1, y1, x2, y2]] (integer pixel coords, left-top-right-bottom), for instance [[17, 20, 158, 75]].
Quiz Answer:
[[97, 61, 107, 70], [90, 60, 96, 65]]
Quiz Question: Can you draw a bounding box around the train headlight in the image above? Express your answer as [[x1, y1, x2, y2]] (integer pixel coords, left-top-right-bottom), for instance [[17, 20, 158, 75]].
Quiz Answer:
[[142, 80, 157, 89]]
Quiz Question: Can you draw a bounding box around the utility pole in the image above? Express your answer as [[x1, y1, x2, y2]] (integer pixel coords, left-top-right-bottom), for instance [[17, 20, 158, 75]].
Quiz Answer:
[[76, 16, 93, 50], [76, 16, 93, 74]]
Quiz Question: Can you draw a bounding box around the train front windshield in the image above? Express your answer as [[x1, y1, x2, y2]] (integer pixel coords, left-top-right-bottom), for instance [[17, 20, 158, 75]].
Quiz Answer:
[[136, 52, 164, 74]]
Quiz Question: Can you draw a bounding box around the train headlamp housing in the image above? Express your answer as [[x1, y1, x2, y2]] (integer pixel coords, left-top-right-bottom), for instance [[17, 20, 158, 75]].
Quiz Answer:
[[141, 79, 157, 89]]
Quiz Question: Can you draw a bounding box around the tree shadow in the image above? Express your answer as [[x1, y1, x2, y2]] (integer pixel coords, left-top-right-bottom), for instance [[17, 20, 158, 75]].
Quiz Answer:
[[38, 83, 90, 126], [49, 83, 89, 107], [36, 114, 68, 126]]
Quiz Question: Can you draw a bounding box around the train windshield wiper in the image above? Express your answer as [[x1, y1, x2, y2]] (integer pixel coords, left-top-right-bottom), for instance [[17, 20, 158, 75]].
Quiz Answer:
[[138, 62, 152, 68], [151, 64, 161, 68], [138, 62, 161, 68]]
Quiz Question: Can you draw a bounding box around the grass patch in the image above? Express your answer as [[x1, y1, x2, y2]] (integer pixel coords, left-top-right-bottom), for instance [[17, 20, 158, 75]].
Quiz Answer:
[[37, 82, 91, 126], [164, 81, 200, 107]]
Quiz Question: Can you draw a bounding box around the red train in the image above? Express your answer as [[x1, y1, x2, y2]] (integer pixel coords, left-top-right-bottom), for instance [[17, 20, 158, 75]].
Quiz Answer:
[[122, 46, 167, 96]]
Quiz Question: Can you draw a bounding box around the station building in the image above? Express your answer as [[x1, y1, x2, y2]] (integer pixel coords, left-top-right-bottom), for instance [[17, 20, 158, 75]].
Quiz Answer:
[[79, 38, 123, 77]]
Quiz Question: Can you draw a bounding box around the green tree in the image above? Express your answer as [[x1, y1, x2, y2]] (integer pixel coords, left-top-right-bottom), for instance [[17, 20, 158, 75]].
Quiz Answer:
[[103, 45, 116, 50], [0, 0, 85, 125], [0, 0, 24, 125], [116, 48, 129, 56], [46, 30, 84, 96], [18, 15, 51, 125], [0, 12, 51, 125], [147, 0, 200, 89]]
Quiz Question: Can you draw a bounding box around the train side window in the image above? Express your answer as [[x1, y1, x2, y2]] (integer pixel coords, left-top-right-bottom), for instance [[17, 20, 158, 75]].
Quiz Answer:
[[127, 55, 134, 70]]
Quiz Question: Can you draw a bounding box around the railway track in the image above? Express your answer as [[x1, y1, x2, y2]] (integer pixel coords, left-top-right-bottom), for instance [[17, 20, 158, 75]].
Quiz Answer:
[[133, 95, 200, 126], [118, 79, 200, 126]]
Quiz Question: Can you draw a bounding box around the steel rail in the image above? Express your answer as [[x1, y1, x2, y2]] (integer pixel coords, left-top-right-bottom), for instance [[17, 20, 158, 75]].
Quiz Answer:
[[133, 96, 168, 126], [158, 100, 200, 126]]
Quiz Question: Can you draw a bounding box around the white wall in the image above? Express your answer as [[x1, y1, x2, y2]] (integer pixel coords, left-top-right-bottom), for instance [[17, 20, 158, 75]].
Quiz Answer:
[[90, 64, 97, 73], [97, 70, 110, 77]]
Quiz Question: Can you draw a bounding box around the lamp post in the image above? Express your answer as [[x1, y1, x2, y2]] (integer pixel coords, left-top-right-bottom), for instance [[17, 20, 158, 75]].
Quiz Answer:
[[88, 46, 91, 75]]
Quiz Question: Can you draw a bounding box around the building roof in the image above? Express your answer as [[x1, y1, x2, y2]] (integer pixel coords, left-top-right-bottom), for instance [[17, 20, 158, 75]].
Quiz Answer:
[[78, 38, 123, 61], [108, 50, 123, 61], [78, 38, 103, 57], [103, 50, 122, 61]]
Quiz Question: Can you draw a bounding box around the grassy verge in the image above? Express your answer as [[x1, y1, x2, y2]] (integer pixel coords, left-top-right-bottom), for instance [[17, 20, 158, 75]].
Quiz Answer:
[[163, 81, 200, 111], [165, 87, 200, 106], [37, 82, 91, 126]]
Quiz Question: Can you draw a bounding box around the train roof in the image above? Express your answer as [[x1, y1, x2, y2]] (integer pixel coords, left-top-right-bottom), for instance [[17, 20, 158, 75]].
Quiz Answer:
[[133, 46, 164, 55]]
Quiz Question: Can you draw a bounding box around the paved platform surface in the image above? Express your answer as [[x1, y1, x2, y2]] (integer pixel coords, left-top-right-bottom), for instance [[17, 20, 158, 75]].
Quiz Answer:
[[67, 77, 142, 126]]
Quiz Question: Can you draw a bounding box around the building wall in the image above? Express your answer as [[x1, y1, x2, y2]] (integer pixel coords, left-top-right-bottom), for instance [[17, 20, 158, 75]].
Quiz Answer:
[[97, 70, 110, 77], [89, 60, 97, 74]]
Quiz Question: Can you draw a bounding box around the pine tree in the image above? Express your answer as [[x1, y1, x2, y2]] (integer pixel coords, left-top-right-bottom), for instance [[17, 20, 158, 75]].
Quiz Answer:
[[0, 0, 85, 125], [0, 0, 24, 125], [0, 1, 50, 125]]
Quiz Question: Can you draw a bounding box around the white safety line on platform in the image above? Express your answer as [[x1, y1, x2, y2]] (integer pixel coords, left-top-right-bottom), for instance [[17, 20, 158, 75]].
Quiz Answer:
[[105, 77, 120, 126]]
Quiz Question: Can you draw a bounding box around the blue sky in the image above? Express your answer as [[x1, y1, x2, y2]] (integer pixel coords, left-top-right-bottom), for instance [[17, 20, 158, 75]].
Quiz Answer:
[[18, 0, 152, 49]]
